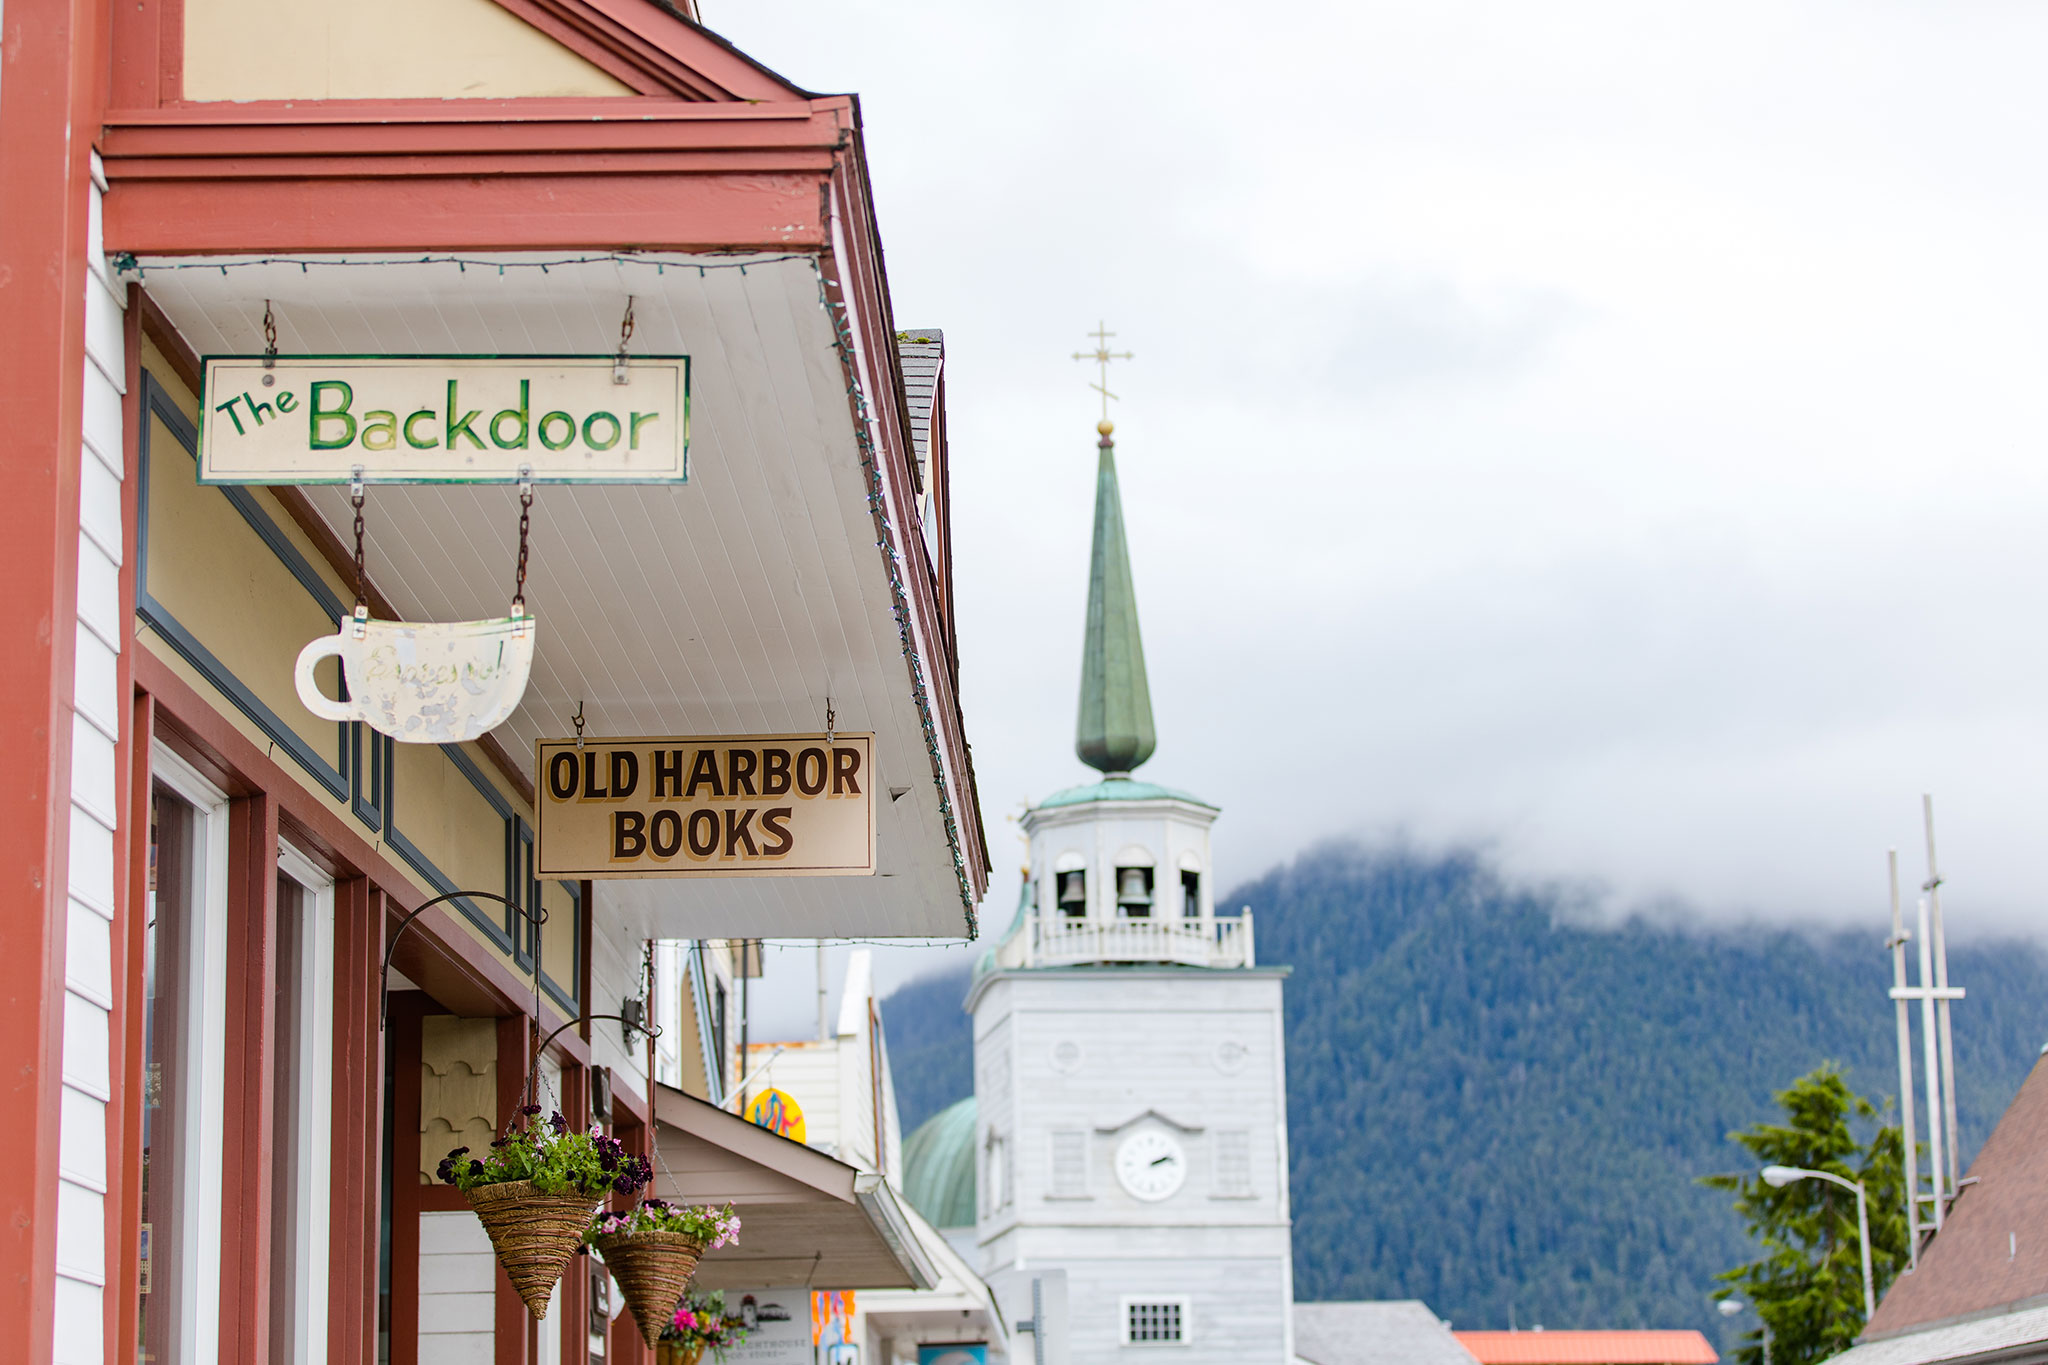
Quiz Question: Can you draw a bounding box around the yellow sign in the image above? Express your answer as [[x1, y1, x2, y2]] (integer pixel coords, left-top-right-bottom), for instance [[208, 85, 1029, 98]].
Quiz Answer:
[[534, 735, 875, 879], [745, 1088, 806, 1143]]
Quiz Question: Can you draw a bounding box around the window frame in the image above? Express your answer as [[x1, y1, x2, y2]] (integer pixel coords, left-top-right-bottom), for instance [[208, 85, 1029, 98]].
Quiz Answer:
[[273, 841, 337, 1365], [1119, 1297, 1193, 1347]]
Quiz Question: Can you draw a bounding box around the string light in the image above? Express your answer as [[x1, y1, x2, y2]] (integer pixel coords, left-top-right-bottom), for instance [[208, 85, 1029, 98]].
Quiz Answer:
[[101, 245, 985, 932]]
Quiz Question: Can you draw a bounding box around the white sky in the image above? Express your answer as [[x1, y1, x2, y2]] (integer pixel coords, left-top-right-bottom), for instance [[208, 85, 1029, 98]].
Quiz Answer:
[[704, 0, 2048, 1033]]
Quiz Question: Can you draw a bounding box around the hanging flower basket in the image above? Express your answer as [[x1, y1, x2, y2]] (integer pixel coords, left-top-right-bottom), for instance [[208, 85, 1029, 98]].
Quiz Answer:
[[658, 1287, 751, 1365], [437, 1106, 654, 1320], [468, 1180, 608, 1318], [658, 1345, 707, 1365], [591, 1202, 743, 1348]]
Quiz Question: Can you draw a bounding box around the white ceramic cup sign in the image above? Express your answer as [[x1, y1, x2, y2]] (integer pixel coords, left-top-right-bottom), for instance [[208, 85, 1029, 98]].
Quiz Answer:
[[295, 613, 537, 744]]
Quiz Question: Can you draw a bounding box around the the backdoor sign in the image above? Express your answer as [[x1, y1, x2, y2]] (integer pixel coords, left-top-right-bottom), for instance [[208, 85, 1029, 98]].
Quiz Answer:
[[536, 735, 875, 879]]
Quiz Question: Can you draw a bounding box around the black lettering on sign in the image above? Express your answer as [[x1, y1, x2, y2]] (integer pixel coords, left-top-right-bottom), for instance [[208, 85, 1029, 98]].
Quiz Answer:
[[727, 748, 758, 797], [761, 748, 791, 797], [581, 749, 609, 800], [650, 809, 683, 858], [652, 749, 685, 800], [760, 807, 794, 857], [795, 747, 828, 796], [547, 752, 579, 801], [684, 749, 723, 799], [724, 808, 759, 857], [832, 746, 862, 795], [613, 810, 647, 858], [608, 750, 639, 800], [686, 810, 719, 858]]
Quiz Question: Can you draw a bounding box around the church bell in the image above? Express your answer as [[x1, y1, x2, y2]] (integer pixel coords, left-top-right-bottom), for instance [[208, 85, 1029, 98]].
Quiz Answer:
[[1117, 867, 1152, 905]]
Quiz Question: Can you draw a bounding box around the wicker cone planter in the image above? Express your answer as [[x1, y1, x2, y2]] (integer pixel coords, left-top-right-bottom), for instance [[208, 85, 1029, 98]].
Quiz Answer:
[[658, 1344, 707, 1365], [465, 1180, 606, 1319], [592, 1230, 707, 1349]]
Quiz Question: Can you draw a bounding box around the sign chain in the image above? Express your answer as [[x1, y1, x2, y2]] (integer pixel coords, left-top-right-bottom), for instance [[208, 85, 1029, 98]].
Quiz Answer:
[[349, 467, 369, 635], [261, 300, 279, 384], [614, 296, 637, 385], [512, 472, 534, 617]]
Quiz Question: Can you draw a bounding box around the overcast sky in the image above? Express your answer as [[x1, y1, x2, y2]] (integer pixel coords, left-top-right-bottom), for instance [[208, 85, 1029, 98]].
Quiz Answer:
[[704, 1, 2048, 1031]]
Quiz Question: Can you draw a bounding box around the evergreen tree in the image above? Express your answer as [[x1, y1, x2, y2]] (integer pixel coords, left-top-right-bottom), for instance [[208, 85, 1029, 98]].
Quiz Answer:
[[1703, 1067, 1910, 1365]]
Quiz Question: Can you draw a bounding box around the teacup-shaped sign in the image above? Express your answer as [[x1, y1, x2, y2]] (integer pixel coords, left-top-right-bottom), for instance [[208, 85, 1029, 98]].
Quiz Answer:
[[295, 612, 536, 744]]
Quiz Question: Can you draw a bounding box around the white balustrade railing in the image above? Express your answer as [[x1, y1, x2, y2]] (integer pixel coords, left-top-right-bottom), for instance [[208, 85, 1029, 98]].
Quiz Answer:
[[993, 910, 1254, 970]]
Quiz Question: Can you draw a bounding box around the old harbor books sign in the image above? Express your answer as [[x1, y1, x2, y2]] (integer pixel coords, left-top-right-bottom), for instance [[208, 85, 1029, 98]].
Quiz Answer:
[[198, 355, 689, 483], [536, 736, 876, 878]]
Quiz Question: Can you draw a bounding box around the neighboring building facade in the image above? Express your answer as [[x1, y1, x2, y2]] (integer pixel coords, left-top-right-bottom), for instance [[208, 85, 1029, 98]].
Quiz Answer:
[[0, 2, 989, 1362], [1296, 1303, 1481, 1365], [909, 416, 1294, 1365]]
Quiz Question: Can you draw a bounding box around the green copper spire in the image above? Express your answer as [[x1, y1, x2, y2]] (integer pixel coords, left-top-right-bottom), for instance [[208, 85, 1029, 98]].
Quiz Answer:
[[1076, 421, 1157, 775]]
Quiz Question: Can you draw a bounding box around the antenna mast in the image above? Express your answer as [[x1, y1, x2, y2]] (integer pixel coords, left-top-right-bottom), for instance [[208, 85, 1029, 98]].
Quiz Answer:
[[1887, 794, 1968, 1251]]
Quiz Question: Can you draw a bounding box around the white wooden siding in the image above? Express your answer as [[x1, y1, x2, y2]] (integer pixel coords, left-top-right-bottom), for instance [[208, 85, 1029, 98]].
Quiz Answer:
[[54, 154, 126, 1365], [588, 890, 651, 1111], [419, 1210, 497, 1365]]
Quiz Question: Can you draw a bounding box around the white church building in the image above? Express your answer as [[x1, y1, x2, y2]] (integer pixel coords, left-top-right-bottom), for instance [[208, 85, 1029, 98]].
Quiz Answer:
[[902, 415, 1298, 1365]]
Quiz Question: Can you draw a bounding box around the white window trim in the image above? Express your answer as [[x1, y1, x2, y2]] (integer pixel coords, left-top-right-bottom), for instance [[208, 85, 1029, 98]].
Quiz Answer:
[[151, 741, 230, 1365], [276, 842, 335, 1365], [1119, 1296, 1193, 1347]]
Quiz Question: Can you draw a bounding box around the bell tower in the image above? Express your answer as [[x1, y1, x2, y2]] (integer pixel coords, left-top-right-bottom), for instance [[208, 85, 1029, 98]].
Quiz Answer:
[[966, 379, 1294, 1365]]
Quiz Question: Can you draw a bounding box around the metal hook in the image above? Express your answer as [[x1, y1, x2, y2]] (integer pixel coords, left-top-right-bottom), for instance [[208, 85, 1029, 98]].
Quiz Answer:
[[380, 890, 546, 1030], [572, 700, 586, 749], [824, 696, 835, 746]]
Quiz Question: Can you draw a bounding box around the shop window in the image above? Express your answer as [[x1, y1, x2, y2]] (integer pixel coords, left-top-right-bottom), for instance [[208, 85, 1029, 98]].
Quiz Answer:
[[1181, 869, 1202, 919], [1122, 1299, 1190, 1345], [143, 751, 231, 1365], [1116, 866, 1154, 918], [271, 849, 336, 1362]]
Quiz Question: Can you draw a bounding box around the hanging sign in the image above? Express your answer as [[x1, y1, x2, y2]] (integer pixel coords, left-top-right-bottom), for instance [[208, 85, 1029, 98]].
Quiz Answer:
[[535, 735, 876, 879], [296, 612, 535, 744], [197, 355, 689, 484], [743, 1088, 806, 1143]]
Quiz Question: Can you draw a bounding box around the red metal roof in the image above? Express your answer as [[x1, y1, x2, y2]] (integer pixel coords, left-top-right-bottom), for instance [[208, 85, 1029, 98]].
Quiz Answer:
[[1454, 1332, 1719, 1365]]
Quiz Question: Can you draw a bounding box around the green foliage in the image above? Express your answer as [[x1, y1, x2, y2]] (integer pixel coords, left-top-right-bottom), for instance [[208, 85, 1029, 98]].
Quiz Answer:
[[882, 841, 2048, 1343], [435, 1107, 652, 1198], [1703, 1069, 1910, 1365]]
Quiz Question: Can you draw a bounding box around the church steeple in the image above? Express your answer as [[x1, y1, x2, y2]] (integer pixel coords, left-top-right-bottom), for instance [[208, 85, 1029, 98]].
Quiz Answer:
[[1075, 418, 1157, 775]]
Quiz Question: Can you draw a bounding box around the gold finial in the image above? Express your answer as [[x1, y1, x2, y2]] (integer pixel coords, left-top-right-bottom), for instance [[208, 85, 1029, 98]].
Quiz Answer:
[[1098, 419, 1115, 437], [1071, 321, 1133, 424]]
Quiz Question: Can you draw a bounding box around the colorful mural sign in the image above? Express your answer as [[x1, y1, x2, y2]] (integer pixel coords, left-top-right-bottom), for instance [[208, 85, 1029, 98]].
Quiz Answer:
[[744, 1088, 806, 1144], [812, 1291, 856, 1348]]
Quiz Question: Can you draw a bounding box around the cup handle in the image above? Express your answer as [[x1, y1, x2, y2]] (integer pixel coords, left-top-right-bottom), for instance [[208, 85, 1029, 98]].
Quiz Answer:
[[294, 632, 359, 723]]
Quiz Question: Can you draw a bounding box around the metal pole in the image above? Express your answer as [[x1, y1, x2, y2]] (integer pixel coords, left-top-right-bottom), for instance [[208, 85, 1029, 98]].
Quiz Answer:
[[1032, 1277, 1046, 1365], [1917, 896, 1947, 1229], [1855, 1180, 1876, 1321], [1924, 796, 1962, 1194], [1888, 851, 1921, 1266]]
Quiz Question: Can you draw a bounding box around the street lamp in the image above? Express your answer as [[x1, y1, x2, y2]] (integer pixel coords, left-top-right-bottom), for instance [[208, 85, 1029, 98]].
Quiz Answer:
[[1761, 1165, 1877, 1319], [1717, 1299, 1769, 1365]]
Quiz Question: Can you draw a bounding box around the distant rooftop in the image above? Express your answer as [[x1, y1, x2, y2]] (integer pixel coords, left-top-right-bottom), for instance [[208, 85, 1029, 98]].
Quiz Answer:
[[895, 328, 943, 468], [1455, 1333, 1718, 1365], [1295, 1302, 1477, 1365]]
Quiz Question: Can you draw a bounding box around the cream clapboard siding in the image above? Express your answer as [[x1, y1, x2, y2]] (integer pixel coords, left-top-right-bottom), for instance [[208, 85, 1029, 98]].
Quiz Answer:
[[420, 1211, 496, 1365], [53, 153, 126, 1365]]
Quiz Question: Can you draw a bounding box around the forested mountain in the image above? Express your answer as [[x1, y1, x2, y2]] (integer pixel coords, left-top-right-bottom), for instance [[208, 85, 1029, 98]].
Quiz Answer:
[[879, 841, 2048, 1342]]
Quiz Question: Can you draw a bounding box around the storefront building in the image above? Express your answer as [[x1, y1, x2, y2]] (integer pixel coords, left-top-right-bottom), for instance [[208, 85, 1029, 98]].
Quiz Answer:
[[0, 1, 989, 1361]]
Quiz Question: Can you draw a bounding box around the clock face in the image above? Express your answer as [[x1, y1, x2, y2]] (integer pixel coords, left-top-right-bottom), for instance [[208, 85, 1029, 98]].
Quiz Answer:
[[1114, 1130, 1187, 1201]]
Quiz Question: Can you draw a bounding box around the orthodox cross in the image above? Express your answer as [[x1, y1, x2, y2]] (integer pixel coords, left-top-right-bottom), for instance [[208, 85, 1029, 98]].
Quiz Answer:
[[1072, 321, 1134, 423]]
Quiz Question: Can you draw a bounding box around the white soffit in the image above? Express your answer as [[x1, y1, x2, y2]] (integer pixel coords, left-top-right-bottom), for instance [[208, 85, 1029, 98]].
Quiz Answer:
[[140, 253, 972, 939]]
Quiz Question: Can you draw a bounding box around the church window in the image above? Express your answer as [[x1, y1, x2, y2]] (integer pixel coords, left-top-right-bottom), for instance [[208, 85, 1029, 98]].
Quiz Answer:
[[1050, 1130, 1089, 1197], [1180, 869, 1201, 918], [1213, 1130, 1252, 1197], [1115, 866, 1154, 918], [1057, 869, 1087, 918], [1122, 1299, 1189, 1345]]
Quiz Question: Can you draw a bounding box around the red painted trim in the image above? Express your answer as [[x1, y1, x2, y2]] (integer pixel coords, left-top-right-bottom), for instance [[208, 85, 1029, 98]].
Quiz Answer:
[[389, 994, 425, 1365], [219, 792, 279, 1365], [0, 0, 102, 1346], [111, 692, 152, 1365], [495, 1015, 535, 1365], [329, 878, 384, 1365]]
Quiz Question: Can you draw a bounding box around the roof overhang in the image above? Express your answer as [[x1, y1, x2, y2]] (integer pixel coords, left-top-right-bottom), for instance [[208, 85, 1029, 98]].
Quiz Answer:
[[135, 249, 983, 936], [652, 1083, 938, 1290]]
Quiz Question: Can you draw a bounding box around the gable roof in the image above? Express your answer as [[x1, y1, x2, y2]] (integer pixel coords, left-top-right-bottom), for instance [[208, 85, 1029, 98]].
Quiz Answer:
[[1295, 1302, 1477, 1365], [485, 0, 817, 100], [1865, 1052, 2048, 1339], [1454, 1333, 1717, 1365], [896, 328, 943, 468]]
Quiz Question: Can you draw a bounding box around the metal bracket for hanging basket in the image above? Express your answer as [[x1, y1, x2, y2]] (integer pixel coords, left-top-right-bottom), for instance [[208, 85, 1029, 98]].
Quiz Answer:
[[381, 890, 546, 1030], [523, 1013, 663, 1116]]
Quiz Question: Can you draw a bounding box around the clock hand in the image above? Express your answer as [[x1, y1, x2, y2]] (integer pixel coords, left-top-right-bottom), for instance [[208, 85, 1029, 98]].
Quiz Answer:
[[1150, 1155, 1175, 1166]]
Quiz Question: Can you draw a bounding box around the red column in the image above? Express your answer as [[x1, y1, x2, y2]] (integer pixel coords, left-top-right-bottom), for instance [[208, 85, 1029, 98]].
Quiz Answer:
[[219, 794, 279, 1364], [0, 0, 104, 1353], [331, 879, 386, 1364]]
